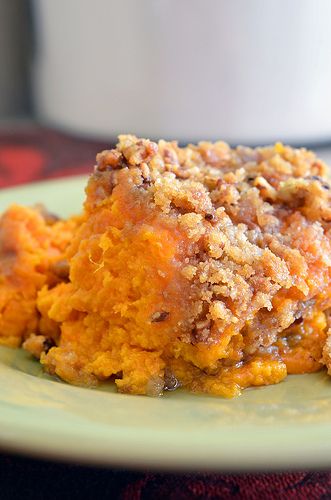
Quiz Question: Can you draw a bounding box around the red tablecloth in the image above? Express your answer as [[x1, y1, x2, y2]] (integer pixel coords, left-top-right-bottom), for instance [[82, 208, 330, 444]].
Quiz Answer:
[[0, 125, 330, 500]]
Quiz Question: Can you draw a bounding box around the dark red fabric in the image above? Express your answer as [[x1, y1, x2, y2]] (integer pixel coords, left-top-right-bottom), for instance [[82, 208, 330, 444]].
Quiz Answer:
[[0, 125, 330, 500], [0, 125, 108, 187], [0, 454, 331, 500], [121, 472, 331, 499]]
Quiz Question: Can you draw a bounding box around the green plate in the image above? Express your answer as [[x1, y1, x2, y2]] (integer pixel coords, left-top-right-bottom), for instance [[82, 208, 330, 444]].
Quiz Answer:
[[0, 176, 331, 471]]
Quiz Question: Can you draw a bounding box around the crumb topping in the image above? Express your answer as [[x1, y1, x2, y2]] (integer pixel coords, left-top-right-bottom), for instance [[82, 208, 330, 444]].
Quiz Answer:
[[92, 135, 331, 351]]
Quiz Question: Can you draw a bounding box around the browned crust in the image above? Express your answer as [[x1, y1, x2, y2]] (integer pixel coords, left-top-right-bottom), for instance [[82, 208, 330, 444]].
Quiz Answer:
[[89, 135, 331, 354]]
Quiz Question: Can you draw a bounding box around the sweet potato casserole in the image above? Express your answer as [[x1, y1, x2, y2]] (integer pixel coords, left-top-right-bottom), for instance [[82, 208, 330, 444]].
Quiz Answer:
[[1, 135, 331, 397]]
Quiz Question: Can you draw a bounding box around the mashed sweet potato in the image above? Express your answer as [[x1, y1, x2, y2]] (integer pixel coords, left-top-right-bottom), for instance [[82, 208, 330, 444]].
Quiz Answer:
[[0, 204, 79, 347], [2, 135, 331, 396]]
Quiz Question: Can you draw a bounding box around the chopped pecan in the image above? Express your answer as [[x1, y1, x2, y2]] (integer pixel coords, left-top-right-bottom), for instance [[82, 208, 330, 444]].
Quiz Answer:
[[164, 368, 180, 391], [52, 259, 70, 281], [35, 204, 61, 225], [151, 311, 170, 323], [43, 337, 56, 354], [96, 150, 125, 171]]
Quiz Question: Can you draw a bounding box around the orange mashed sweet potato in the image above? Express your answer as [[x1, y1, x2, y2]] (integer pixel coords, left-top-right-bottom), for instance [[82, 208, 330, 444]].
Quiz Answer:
[[1, 135, 331, 397], [0, 204, 79, 347]]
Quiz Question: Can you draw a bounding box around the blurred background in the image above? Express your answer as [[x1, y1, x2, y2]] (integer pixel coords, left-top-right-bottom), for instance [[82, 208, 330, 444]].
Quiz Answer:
[[1, 0, 331, 147], [1, 2, 331, 497]]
